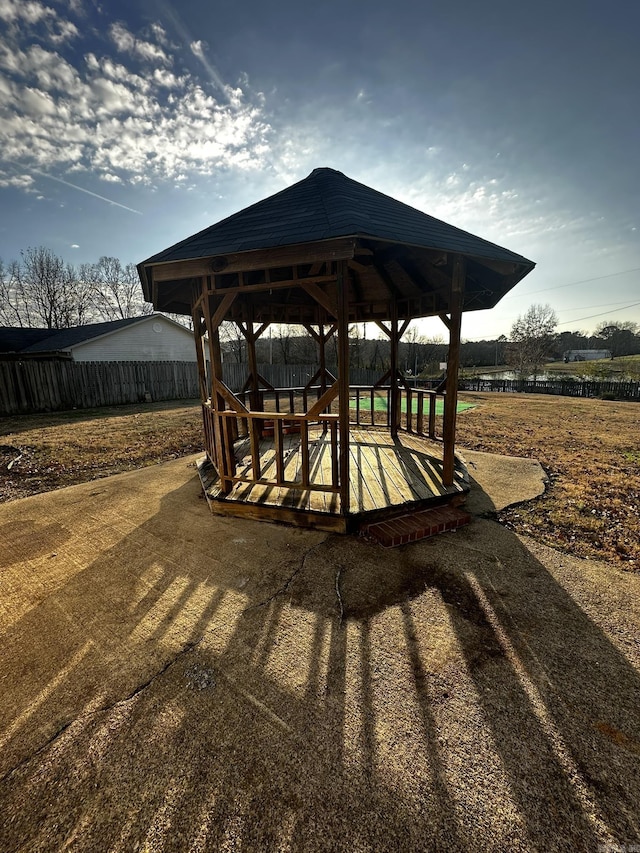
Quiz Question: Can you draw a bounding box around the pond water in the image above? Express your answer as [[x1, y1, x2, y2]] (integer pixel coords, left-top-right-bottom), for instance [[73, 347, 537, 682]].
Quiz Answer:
[[473, 371, 557, 381]]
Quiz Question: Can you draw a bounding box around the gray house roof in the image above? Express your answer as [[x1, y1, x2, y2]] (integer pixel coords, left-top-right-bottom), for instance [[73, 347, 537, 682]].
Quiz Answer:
[[21, 317, 148, 353], [0, 317, 161, 355], [141, 167, 533, 267], [0, 327, 54, 353]]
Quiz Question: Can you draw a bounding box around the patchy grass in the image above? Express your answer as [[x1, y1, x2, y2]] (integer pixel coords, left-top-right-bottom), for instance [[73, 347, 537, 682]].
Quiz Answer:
[[456, 392, 640, 569], [1, 392, 638, 569]]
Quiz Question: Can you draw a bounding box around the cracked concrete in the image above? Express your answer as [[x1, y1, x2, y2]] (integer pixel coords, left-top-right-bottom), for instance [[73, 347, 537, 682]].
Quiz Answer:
[[1, 452, 639, 852]]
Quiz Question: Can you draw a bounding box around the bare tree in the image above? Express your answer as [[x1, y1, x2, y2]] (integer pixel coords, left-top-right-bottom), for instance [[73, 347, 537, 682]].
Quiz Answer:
[[86, 256, 151, 320], [274, 323, 297, 365], [0, 258, 30, 327], [349, 323, 365, 369], [507, 303, 558, 379], [13, 247, 94, 328], [220, 321, 245, 363]]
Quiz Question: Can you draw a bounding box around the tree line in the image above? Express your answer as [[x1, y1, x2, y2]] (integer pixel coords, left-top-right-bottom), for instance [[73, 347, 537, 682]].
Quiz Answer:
[[2, 248, 638, 378], [503, 303, 640, 380], [0, 246, 151, 329]]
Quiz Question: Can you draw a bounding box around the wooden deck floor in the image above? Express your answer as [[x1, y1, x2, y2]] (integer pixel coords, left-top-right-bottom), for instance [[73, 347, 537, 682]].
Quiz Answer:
[[200, 427, 468, 527]]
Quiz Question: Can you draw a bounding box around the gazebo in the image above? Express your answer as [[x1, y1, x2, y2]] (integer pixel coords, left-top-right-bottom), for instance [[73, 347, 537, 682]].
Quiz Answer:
[[138, 168, 534, 533]]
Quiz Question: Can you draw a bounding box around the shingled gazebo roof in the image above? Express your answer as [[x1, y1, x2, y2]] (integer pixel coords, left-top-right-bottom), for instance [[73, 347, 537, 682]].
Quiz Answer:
[[143, 167, 532, 266], [138, 167, 535, 322]]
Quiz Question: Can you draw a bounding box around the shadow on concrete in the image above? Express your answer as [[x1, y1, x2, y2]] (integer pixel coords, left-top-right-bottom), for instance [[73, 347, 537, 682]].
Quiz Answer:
[[0, 467, 639, 851]]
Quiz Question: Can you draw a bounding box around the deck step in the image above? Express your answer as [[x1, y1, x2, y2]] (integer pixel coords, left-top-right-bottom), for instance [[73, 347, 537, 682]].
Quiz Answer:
[[363, 505, 471, 548]]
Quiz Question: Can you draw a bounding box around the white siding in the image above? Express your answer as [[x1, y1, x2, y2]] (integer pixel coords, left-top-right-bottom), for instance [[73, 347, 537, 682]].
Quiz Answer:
[[72, 317, 197, 362]]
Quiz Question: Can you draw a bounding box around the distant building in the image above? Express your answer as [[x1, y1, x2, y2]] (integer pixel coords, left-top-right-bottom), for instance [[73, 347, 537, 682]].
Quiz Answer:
[[563, 349, 611, 363], [0, 314, 197, 362]]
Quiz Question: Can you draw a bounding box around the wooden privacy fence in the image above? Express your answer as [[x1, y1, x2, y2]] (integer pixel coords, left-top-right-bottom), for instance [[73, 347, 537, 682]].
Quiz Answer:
[[0, 359, 201, 414], [460, 377, 640, 400]]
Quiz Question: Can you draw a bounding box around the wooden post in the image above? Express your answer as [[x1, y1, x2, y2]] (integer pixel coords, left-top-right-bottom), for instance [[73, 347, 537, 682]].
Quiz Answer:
[[442, 255, 464, 485], [246, 318, 261, 411], [318, 322, 327, 396], [319, 323, 329, 433], [191, 310, 208, 402], [337, 260, 351, 515], [204, 278, 234, 493], [389, 300, 400, 438]]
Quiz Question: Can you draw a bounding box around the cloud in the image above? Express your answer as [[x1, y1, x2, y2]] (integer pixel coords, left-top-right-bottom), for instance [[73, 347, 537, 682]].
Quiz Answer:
[[0, 0, 79, 43], [0, 170, 34, 188], [109, 21, 171, 66], [189, 39, 205, 60], [0, 7, 271, 192]]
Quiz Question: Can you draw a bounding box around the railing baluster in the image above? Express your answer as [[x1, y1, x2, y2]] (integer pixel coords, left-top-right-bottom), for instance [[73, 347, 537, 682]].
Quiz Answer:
[[416, 391, 424, 435], [330, 420, 338, 488], [429, 392, 437, 438], [249, 416, 261, 479], [300, 419, 310, 487], [274, 418, 284, 484]]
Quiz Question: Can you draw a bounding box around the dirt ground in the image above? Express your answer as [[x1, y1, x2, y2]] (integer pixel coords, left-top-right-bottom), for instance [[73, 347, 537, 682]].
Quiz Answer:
[[1, 450, 639, 852]]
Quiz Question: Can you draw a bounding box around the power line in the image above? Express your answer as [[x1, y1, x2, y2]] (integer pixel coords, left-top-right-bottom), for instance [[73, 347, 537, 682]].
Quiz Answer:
[[504, 266, 640, 299], [556, 299, 640, 314], [556, 301, 640, 326]]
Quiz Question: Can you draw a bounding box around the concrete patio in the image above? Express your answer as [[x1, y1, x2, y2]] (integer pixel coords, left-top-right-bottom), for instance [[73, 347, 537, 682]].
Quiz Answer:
[[1, 450, 639, 852]]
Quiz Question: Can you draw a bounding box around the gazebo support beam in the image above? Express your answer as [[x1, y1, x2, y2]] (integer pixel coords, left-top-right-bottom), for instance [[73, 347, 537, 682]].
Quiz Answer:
[[337, 260, 350, 515], [203, 278, 234, 493], [389, 301, 401, 437], [442, 255, 465, 485]]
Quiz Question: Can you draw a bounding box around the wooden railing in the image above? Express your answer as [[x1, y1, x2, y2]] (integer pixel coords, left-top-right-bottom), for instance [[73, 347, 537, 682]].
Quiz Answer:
[[237, 384, 325, 416], [202, 384, 446, 506], [349, 385, 445, 439], [202, 403, 340, 496], [403, 387, 444, 439]]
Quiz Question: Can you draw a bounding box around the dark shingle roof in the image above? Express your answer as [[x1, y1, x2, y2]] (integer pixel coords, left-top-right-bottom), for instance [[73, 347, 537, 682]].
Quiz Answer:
[[17, 317, 149, 353], [141, 167, 533, 267], [0, 327, 54, 353]]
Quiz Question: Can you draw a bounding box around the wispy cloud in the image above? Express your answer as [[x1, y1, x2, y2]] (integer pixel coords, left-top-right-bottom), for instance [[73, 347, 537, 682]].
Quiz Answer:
[[154, 0, 232, 100], [0, 0, 271, 194], [189, 39, 228, 96], [109, 21, 171, 66]]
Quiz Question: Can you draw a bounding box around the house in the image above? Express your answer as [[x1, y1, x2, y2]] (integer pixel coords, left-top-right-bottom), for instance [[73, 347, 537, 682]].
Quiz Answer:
[[0, 314, 198, 362], [563, 349, 612, 363]]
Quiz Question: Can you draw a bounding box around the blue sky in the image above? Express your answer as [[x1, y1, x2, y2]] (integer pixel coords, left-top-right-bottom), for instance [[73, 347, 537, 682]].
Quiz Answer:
[[0, 0, 638, 340]]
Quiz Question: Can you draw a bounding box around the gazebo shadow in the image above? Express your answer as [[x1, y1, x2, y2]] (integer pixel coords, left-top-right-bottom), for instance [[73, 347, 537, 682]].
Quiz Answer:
[[1, 470, 639, 851]]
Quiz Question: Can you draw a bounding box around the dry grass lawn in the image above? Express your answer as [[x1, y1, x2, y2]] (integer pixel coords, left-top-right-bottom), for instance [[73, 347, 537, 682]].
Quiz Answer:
[[1, 391, 638, 568], [455, 393, 639, 568], [0, 400, 203, 502]]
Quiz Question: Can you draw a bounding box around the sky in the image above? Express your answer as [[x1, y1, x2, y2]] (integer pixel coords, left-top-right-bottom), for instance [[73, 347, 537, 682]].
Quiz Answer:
[[0, 0, 638, 341]]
